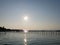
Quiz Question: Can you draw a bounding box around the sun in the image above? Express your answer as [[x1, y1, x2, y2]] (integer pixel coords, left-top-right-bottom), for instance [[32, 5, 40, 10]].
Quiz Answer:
[[24, 16, 28, 21]]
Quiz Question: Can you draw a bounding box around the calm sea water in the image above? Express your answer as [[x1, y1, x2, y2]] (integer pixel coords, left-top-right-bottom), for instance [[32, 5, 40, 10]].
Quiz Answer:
[[0, 32, 60, 45]]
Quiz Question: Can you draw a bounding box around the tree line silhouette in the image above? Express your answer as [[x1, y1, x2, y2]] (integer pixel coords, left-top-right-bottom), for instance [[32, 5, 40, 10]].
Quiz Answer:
[[0, 26, 23, 32], [0, 26, 60, 32]]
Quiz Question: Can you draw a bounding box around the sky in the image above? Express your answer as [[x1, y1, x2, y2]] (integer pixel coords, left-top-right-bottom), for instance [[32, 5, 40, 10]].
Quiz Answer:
[[0, 0, 60, 30]]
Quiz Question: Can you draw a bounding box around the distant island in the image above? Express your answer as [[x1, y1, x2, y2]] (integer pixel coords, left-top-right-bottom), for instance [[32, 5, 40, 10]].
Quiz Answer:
[[29, 30, 60, 32], [0, 26, 60, 32], [0, 26, 23, 32]]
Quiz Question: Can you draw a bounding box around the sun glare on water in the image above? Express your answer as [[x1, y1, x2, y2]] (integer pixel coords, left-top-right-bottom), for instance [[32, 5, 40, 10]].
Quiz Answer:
[[24, 30, 28, 33]]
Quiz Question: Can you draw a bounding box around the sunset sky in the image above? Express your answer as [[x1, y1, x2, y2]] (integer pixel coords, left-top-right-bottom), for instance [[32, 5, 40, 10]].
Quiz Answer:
[[0, 0, 60, 30]]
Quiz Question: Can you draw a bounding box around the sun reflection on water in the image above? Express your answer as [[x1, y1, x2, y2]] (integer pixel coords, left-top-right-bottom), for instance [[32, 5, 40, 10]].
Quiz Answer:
[[24, 30, 28, 33], [24, 30, 28, 45]]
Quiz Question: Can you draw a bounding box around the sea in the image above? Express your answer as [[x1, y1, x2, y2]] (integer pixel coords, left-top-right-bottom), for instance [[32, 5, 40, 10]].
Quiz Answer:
[[0, 31, 60, 45]]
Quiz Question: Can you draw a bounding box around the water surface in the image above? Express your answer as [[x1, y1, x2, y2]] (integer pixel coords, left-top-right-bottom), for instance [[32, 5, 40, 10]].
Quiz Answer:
[[0, 32, 60, 45]]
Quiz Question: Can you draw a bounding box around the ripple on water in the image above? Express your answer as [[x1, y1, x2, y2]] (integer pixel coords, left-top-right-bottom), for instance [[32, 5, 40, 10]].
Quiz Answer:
[[3, 43, 12, 45]]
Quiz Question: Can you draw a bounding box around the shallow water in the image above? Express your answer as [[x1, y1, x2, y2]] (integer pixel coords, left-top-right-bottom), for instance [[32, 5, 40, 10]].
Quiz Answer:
[[0, 32, 60, 45]]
